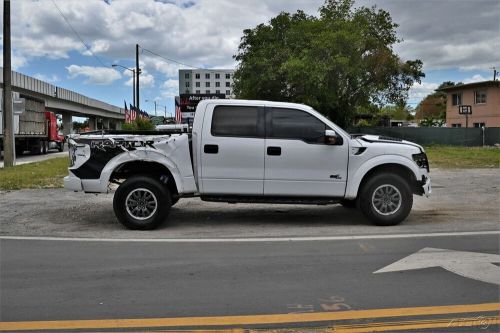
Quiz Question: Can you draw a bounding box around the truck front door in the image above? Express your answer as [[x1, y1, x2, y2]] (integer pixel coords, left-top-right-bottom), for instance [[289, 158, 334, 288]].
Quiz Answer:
[[264, 107, 348, 197], [200, 104, 265, 195]]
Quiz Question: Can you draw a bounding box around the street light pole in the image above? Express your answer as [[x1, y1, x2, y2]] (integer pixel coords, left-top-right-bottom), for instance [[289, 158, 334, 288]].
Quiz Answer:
[[112, 64, 136, 108], [136, 44, 140, 110]]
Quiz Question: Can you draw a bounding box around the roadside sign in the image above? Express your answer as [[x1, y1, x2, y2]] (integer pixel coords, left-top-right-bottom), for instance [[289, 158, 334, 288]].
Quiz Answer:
[[458, 105, 472, 115], [179, 94, 225, 113]]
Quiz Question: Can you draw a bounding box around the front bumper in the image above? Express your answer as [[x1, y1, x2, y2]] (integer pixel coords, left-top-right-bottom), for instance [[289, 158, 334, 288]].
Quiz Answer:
[[64, 173, 83, 192]]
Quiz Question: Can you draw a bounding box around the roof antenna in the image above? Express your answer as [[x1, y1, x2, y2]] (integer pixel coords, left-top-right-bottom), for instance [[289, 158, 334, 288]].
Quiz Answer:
[[490, 67, 498, 81]]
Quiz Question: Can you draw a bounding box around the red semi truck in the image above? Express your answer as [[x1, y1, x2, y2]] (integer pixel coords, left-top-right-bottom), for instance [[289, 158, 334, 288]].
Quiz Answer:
[[0, 95, 65, 155]]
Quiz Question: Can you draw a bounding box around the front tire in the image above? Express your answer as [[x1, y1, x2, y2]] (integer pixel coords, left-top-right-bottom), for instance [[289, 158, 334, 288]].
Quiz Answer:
[[113, 175, 171, 230], [359, 173, 413, 226]]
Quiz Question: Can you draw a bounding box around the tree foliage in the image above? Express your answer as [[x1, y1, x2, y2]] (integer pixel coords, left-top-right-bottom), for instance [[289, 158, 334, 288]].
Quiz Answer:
[[233, 0, 424, 127], [415, 81, 460, 123], [122, 117, 155, 131]]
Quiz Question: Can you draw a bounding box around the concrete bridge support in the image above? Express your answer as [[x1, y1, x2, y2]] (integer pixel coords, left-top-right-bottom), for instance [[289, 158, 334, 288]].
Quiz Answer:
[[102, 118, 110, 130], [62, 113, 72, 136], [88, 117, 97, 131]]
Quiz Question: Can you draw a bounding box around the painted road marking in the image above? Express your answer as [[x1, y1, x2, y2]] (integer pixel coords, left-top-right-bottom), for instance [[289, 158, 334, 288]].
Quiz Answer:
[[375, 247, 500, 285], [0, 303, 499, 331], [331, 315, 500, 332], [0, 230, 498, 243]]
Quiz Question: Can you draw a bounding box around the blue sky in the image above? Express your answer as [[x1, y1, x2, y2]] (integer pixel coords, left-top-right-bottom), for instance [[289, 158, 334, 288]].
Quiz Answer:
[[2, 0, 498, 119]]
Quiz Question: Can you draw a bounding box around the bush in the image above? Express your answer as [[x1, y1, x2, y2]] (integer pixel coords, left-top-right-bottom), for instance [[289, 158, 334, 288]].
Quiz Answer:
[[122, 117, 155, 131]]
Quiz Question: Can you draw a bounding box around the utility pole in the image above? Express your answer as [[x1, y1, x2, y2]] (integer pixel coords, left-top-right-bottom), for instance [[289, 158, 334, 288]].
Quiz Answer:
[[2, 0, 15, 167], [135, 44, 140, 110]]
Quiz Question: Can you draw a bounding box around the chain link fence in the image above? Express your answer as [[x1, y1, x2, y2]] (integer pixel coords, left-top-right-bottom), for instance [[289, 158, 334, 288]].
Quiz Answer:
[[347, 127, 500, 146]]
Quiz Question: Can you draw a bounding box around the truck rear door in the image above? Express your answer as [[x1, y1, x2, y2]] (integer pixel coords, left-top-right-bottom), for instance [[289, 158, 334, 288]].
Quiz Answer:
[[199, 103, 265, 195]]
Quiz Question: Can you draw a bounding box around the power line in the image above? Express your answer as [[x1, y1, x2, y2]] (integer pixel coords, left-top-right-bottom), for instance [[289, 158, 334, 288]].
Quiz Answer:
[[51, 0, 108, 68], [140, 46, 225, 73]]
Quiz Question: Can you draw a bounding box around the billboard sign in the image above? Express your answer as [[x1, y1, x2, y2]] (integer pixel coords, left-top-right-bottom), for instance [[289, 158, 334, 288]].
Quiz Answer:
[[179, 94, 225, 113]]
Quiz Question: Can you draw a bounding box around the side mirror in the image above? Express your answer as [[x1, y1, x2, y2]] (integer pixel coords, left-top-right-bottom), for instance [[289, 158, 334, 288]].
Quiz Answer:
[[325, 130, 343, 145]]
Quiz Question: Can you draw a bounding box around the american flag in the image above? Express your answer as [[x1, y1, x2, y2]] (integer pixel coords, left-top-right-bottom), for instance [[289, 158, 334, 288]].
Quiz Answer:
[[124, 101, 131, 123], [175, 96, 182, 124]]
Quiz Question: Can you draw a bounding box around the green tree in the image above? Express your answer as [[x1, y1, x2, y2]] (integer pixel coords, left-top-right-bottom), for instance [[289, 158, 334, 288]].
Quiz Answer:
[[233, 0, 424, 127], [122, 117, 155, 131]]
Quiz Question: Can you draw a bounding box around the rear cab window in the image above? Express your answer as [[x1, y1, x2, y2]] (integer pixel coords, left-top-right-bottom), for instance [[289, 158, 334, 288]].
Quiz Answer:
[[211, 105, 264, 138]]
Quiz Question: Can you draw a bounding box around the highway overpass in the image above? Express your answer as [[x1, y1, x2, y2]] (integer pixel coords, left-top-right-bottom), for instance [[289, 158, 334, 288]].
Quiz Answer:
[[1, 68, 125, 135]]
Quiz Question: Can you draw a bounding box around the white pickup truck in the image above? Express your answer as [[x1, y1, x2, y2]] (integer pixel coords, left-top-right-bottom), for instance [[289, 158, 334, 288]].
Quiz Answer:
[[65, 99, 431, 230]]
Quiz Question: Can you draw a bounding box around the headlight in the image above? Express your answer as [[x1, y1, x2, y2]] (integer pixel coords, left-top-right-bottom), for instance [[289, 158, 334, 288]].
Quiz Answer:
[[412, 152, 429, 171]]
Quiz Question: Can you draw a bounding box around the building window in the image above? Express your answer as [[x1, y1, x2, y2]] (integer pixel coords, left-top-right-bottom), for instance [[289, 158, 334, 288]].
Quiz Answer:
[[195, 82, 200, 87], [205, 73, 210, 79], [216, 90, 220, 94], [206, 90, 210, 94], [226, 90, 230, 95], [215, 82, 220, 87], [225, 82, 230, 87], [184, 73, 190, 79], [474, 122, 486, 128], [475, 90, 487, 104], [195, 73, 200, 79], [205, 82, 210, 87], [451, 124, 462, 128], [196, 90, 200, 94], [225, 73, 231, 79], [215, 73, 220, 79], [185, 82, 190, 87], [451, 93, 462, 106]]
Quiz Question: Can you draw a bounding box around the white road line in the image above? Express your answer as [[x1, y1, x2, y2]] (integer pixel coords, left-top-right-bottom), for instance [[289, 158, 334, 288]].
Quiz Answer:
[[0, 231, 498, 243]]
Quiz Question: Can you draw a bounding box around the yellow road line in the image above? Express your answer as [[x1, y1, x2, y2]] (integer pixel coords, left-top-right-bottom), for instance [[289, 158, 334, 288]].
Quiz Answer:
[[332, 315, 500, 332], [0, 302, 499, 331]]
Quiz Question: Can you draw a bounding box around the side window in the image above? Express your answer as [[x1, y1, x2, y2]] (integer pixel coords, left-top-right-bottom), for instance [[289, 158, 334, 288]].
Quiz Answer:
[[269, 108, 326, 144], [211, 106, 261, 137]]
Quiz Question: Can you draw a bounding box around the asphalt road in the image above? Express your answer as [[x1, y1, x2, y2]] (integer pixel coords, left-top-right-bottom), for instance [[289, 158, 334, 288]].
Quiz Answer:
[[1, 232, 499, 332]]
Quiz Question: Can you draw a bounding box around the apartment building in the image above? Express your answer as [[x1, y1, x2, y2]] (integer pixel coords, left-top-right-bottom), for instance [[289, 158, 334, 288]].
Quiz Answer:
[[441, 80, 500, 127], [178, 69, 235, 97]]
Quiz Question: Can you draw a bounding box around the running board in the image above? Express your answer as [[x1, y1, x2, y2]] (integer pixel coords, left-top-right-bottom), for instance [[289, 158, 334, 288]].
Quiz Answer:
[[201, 195, 341, 205]]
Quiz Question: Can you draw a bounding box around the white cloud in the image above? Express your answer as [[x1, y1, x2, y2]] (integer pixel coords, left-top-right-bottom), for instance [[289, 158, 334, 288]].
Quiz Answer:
[[66, 65, 121, 85], [7, 0, 323, 70], [124, 68, 155, 88], [409, 81, 439, 100], [463, 74, 488, 84], [161, 79, 179, 97]]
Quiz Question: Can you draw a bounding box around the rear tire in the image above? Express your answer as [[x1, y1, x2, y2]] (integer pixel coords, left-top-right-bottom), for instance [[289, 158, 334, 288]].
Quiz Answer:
[[58, 142, 64, 152], [43, 141, 48, 154], [359, 173, 413, 226], [31, 142, 44, 155], [113, 175, 171, 230]]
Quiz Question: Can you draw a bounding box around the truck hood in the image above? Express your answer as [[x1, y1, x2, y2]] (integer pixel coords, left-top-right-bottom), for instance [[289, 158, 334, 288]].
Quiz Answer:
[[352, 134, 424, 152]]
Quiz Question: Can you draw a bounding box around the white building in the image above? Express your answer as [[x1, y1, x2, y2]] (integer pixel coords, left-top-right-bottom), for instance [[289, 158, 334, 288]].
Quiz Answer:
[[178, 69, 235, 97]]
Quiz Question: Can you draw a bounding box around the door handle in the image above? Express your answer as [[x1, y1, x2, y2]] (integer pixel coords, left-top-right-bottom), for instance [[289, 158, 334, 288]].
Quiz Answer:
[[204, 144, 219, 154], [267, 146, 281, 156]]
